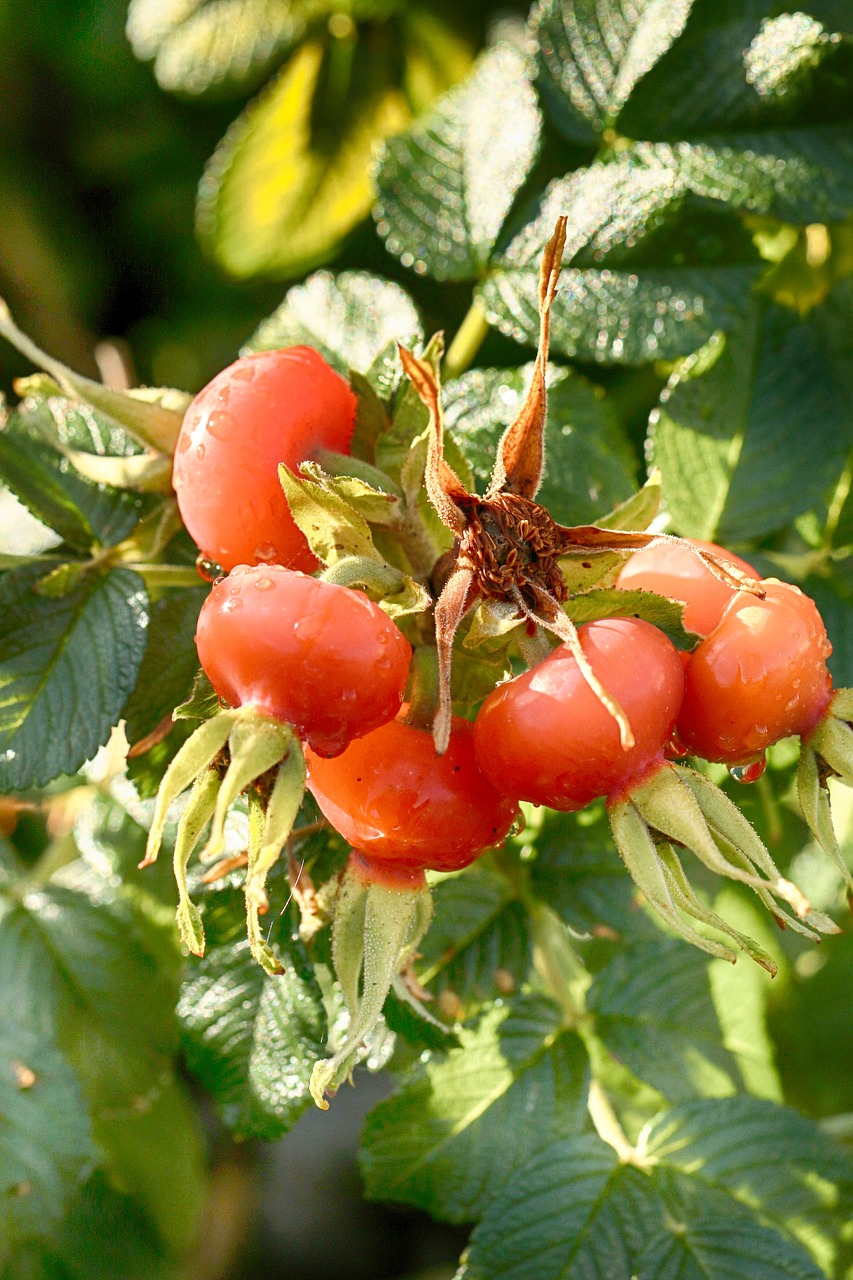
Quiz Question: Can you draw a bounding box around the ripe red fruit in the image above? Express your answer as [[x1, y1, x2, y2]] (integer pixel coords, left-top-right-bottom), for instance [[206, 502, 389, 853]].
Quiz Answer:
[[305, 715, 519, 875], [173, 347, 357, 573], [616, 538, 758, 637], [676, 579, 833, 764], [195, 566, 411, 756], [473, 618, 685, 811]]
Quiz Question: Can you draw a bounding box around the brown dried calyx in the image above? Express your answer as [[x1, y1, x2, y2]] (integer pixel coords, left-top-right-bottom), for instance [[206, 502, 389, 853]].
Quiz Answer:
[[398, 217, 761, 756]]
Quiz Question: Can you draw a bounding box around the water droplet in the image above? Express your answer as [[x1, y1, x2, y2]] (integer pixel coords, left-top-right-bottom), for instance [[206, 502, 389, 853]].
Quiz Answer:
[[207, 410, 233, 441], [254, 576, 274, 592], [196, 554, 223, 582], [195, 442, 206, 460], [665, 730, 689, 759], [218, 695, 233, 710], [508, 811, 526, 839], [254, 542, 277, 563], [176, 433, 191, 453], [222, 596, 243, 613], [729, 755, 767, 784]]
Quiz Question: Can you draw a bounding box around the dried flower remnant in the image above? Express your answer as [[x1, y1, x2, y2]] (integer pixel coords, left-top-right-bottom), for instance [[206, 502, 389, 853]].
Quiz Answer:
[[398, 217, 762, 755]]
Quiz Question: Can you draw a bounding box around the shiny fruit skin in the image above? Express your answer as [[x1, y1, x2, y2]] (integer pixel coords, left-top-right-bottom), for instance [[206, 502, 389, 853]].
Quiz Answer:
[[676, 579, 833, 764], [473, 618, 685, 811], [616, 539, 758, 637], [305, 716, 519, 873], [174, 347, 356, 573], [195, 565, 411, 756]]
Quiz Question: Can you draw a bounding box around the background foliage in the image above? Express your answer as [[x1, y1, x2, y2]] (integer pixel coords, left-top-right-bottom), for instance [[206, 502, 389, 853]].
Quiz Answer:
[[2, 1, 853, 1277]]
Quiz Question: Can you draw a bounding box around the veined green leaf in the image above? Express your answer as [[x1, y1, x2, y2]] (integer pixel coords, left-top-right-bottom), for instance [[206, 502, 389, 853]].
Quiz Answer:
[[278, 463, 383, 564], [565, 587, 697, 650], [127, 0, 324, 98], [445, 363, 637, 525], [0, 565, 148, 791], [245, 269, 422, 376], [532, 0, 695, 142], [122, 587, 206, 746], [374, 43, 542, 281], [0, 1021, 95, 1255], [649, 300, 853, 541], [198, 37, 409, 278], [360, 994, 589, 1222], [178, 914, 327, 1139]]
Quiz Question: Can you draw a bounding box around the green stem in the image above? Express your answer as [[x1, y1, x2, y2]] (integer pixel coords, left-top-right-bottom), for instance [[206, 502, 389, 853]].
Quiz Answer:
[[442, 297, 490, 380], [128, 564, 204, 590], [404, 646, 441, 731]]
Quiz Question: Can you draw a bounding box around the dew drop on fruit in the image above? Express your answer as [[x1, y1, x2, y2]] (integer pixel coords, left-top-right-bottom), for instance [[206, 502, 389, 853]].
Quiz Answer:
[[508, 812, 527, 839], [207, 410, 233, 441], [729, 756, 767, 784], [665, 729, 689, 760], [195, 443, 206, 460], [218, 695, 233, 710], [196, 554, 223, 582], [222, 596, 243, 613], [254, 576, 274, 592], [254, 542, 277, 563]]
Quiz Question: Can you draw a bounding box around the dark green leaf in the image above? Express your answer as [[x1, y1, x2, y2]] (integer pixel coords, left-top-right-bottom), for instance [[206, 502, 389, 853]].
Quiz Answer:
[[445, 364, 637, 524], [0, 565, 148, 791], [360, 994, 589, 1222], [198, 36, 409, 278], [127, 0, 318, 97], [123, 588, 206, 745], [0, 1021, 95, 1255], [13, 390, 143, 457], [245, 270, 422, 380], [416, 864, 532, 1015], [645, 1096, 853, 1272], [565, 588, 697, 650], [649, 301, 853, 542], [0, 421, 143, 551], [532, 0, 695, 142], [178, 915, 327, 1140], [529, 804, 659, 941], [589, 939, 747, 1101], [374, 44, 541, 281]]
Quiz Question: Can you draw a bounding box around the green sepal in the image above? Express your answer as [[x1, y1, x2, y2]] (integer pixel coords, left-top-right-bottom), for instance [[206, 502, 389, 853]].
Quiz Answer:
[[310, 861, 433, 1109], [278, 463, 381, 566], [811, 712, 853, 786], [631, 765, 811, 919], [656, 843, 778, 975], [245, 744, 307, 975], [174, 768, 221, 956], [829, 687, 853, 723], [797, 744, 853, 892], [303, 457, 403, 521], [0, 302, 185, 454], [596, 468, 662, 531], [142, 710, 235, 867], [201, 710, 294, 865]]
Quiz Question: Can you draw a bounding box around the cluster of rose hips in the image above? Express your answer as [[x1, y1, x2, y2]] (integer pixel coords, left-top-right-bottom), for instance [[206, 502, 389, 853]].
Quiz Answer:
[[147, 325, 850, 1105]]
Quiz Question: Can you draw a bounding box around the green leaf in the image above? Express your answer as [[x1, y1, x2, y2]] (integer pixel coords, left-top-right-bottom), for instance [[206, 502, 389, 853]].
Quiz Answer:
[[528, 804, 659, 941], [743, 14, 837, 100], [445, 364, 637, 525], [374, 43, 541, 280], [245, 269, 422, 381], [178, 918, 327, 1139], [644, 1096, 853, 1274], [127, 0, 320, 97], [0, 565, 148, 791], [198, 36, 409, 278], [14, 388, 144, 458], [360, 994, 589, 1222], [0, 420, 144, 551], [122, 587, 206, 746], [649, 301, 853, 542], [416, 864, 533, 1015], [0, 1021, 95, 1255], [532, 0, 695, 142], [278, 463, 383, 564], [565, 587, 698, 650], [588, 939, 749, 1102], [400, 3, 474, 113]]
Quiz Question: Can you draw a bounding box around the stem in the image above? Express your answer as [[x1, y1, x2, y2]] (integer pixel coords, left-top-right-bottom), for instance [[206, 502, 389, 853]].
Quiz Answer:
[[124, 564, 202, 590], [587, 1079, 645, 1166], [443, 297, 490, 380], [404, 646, 441, 731]]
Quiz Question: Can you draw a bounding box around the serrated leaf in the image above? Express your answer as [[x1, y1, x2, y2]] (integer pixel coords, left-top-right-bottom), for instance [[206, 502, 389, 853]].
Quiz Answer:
[[532, 0, 695, 142], [127, 0, 319, 97], [0, 565, 148, 791], [173, 669, 219, 721], [0, 1021, 95, 1254], [644, 1096, 853, 1274], [360, 994, 589, 1222], [178, 920, 327, 1139], [123, 587, 207, 745], [649, 301, 853, 542], [416, 864, 533, 1014], [588, 939, 749, 1102], [444, 364, 637, 525], [198, 37, 409, 278], [14, 390, 143, 458], [374, 43, 541, 281], [0, 420, 144, 551], [744, 14, 833, 99], [565, 587, 698, 650], [245, 269, 422, 382]]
